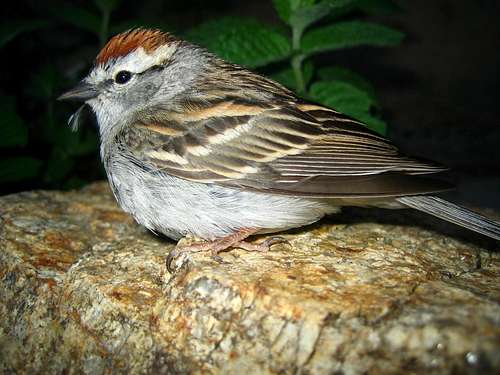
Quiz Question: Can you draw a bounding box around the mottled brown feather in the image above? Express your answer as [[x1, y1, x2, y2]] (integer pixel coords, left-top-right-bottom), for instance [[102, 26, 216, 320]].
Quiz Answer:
[[114, 52, 449, 197], [96, 29, 177, 65], [123, 98, 448, 197]]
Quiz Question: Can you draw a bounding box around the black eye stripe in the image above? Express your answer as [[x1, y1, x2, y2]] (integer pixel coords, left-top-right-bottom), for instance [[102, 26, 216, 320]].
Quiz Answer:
[[137, 64, 165, 76], [111, 62, 167, 85]]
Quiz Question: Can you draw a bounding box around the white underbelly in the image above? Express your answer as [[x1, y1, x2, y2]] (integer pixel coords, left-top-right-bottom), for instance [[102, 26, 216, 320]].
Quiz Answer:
[[105, 154, 335, 240]]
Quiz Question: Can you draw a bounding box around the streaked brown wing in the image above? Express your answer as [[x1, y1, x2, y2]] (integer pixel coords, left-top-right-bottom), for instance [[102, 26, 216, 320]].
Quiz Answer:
[[124, 98, 450, 198]]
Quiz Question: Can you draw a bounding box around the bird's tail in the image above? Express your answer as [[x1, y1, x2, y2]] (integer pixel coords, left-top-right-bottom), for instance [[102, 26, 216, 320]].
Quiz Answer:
[[396, 195, 500, 240]]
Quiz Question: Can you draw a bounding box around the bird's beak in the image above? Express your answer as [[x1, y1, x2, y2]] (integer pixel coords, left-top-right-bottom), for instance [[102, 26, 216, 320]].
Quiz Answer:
[[58, 81, 98, 102]]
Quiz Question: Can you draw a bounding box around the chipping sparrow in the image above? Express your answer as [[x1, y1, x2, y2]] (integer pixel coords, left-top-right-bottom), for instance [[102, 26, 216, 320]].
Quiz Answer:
[[59, 29, 500, 272]]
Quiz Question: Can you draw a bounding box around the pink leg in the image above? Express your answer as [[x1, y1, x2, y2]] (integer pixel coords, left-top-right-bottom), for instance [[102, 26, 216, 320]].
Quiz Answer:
[[166, 230, 288, 272], [167, 228, 257, 272], [233, 236, 289, 252]]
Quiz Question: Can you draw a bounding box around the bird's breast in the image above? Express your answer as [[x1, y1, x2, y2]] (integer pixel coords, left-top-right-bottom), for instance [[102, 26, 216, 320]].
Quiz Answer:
[[102, 150, 336, 240]]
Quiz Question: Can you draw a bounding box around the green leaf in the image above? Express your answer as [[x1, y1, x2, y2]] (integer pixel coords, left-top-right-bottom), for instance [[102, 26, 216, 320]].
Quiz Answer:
[[278, 0, 357, 36], [310, 80, 386, 134], [321, 0, 360, 16], [270, 61, 314, 91], [347, 111, 387, 134], [0, 20, 49, 49], [272, 0, 317, 24], [323, 0, 360, 6], [311, 80, 373, 112], [50, 4, 101, 34], [317, 66, 377, 101], [301, 21, 404, 55], [323, 1, 359, 20], [0, 96, 28, 148], [186, 18, 291, 68], [356, 0, 401, 14], [93, 0, 121, 14], [0, 157, 43, 183], [289, 3, 332, 37]]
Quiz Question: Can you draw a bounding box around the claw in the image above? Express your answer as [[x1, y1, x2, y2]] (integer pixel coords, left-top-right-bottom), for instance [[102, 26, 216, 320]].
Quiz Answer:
[[166, 248, 184, 273], [165, 228, 259, 273], [165, 251, 176, 274], [262, 236, 289, 248], [166, 242, 207, 273]]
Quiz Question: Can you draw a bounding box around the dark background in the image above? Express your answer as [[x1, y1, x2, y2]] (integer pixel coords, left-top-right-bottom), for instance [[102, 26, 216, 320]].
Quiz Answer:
[[1, 0, 499, 209]]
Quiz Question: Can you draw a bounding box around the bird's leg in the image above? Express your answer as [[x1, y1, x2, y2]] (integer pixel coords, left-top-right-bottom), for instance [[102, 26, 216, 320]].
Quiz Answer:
[[166, 228, 258, 272], [232, 236, 289, 252], [166, 230, 289, 272]]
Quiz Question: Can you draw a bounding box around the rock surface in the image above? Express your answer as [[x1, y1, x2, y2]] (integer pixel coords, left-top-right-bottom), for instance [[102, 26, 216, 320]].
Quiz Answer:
[[0, 182, 499, 374]]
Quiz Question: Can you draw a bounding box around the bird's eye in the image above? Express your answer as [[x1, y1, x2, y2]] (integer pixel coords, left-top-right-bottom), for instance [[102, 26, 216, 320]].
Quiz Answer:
[[114, 70, 132, 84]]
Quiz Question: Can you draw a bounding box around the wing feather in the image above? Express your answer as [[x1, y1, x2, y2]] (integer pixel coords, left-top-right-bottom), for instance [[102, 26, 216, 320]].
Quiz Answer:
[[122, 98, 449, 198]]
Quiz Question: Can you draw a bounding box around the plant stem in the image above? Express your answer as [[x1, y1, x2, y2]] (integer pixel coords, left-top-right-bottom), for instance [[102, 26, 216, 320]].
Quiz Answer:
[[292, 25, 302, 52], [291, 55, 305, 94], [99, 8, 110, 47], [291, 26, 306, 95]]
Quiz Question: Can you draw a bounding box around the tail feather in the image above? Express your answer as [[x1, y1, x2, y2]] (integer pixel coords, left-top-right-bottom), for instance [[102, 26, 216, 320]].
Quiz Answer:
[[396, 195, 500, 241]]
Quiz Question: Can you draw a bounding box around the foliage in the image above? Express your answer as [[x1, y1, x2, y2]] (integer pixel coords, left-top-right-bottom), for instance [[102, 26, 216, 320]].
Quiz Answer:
[[188, 0, 403, 134], [0, 0, 403, 193]]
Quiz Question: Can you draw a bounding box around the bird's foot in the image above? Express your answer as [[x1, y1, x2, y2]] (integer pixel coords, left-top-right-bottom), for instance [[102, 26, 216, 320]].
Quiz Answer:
[[166, 228, 257, 273], [166, 231, 289, 273], [233, 236, 289, 252]]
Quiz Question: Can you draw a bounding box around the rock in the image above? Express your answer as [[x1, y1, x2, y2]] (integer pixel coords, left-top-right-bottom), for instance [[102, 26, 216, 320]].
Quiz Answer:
[[0, 181, 499, 374]]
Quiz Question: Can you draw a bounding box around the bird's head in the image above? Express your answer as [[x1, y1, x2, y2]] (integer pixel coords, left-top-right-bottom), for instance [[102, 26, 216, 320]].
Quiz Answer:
[[59, 28, 206, 136]]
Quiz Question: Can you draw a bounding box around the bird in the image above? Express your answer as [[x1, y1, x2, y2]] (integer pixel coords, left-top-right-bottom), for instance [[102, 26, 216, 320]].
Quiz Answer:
[[58, 28, 500, 272]]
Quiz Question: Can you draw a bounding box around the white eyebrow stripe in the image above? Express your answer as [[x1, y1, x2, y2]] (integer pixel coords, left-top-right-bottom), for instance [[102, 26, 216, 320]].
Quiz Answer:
[[87, 44, 177, 84]]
